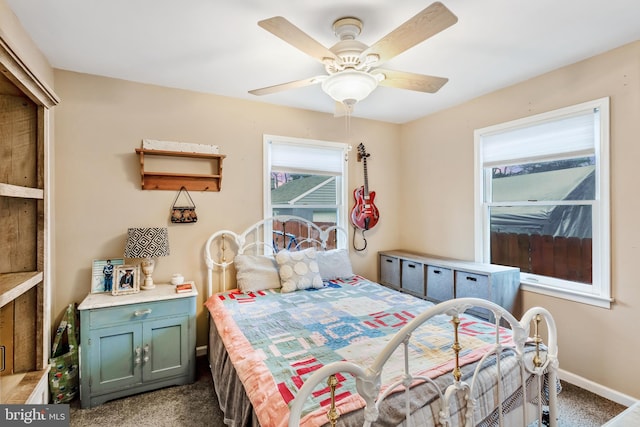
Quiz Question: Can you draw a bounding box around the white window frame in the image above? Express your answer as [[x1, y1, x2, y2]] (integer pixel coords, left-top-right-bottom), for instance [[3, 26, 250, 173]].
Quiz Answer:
[[474, 98, 611, 308], [263, 134, 349, 249]]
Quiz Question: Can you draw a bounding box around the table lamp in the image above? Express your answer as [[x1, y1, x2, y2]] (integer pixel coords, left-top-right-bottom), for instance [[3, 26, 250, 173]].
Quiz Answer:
[[123, 227, 170, 290]]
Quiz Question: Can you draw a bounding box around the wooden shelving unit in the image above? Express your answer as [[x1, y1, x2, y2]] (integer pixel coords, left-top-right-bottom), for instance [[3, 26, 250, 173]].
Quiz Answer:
[[135, 148, 226, 191], [1, 33, 59, 404]]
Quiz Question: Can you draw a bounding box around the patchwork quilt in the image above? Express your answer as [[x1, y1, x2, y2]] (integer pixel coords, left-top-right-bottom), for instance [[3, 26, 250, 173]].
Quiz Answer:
[[205, 275, 513, 427]]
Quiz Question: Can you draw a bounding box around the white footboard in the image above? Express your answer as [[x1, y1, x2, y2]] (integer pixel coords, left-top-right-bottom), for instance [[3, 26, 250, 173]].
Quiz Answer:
[[288, 298, 559, 427]]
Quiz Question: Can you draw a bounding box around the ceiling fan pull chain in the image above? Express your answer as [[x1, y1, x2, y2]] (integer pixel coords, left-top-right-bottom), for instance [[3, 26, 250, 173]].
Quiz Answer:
[[344, 103, 352, 139]]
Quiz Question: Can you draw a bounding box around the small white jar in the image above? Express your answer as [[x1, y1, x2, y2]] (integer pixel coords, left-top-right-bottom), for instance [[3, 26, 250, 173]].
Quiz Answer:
[[171, 273, 184, 285]]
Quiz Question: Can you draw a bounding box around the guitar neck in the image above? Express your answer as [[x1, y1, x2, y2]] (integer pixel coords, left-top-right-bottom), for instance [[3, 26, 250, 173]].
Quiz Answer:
[[362, 156, 369, 197]]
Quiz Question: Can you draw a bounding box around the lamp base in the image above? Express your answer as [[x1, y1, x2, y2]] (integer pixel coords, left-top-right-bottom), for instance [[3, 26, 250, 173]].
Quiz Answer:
[[141, 276, 155, 290], [140, 258, 156, 290]]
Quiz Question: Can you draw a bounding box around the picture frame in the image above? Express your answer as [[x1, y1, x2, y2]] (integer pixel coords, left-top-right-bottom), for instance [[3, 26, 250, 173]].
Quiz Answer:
[[113, 264, 141, 296], [91, 258, 125, 293]]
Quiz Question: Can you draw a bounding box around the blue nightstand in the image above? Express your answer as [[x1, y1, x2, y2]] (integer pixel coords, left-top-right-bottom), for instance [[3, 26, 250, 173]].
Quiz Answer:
[[78, 283, 197, 408]]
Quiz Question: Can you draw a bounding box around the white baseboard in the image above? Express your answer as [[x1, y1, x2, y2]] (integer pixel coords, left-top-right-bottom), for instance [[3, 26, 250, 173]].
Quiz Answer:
[[559, 368, 638, 407], [196, 345, 207, 357]]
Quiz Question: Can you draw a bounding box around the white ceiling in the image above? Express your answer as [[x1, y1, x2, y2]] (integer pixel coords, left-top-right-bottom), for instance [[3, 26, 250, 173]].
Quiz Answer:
[[6, 0, 640, 124]]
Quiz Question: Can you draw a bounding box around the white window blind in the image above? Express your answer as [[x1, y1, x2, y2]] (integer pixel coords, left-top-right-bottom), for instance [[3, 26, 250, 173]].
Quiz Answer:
[[481, 109, 599, 167], [269, 139, 346, 175]]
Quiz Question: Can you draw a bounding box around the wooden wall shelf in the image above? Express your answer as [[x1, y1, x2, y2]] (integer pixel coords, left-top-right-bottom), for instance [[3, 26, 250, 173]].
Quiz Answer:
[[135, 148, 226, 191]]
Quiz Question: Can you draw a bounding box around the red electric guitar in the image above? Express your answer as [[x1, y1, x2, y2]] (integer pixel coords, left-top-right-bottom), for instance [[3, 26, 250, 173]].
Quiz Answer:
[[351, 143, 380, 230]]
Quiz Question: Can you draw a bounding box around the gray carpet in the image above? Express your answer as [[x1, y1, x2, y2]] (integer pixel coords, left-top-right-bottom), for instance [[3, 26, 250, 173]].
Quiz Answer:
[[556, 382, 626, 427], [70, 357, 626, 426], [70, 356, 223, 426]]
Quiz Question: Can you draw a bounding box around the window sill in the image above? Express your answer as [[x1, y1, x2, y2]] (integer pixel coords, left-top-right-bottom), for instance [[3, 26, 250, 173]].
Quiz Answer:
[[520, 281, 612, 309]]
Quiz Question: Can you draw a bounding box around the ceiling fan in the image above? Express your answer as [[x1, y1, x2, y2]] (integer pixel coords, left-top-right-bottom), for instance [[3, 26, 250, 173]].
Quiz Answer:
[[248, 2, 458, 112]]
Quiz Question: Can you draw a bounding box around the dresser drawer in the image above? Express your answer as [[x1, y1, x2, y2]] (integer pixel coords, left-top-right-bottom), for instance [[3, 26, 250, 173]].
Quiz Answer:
[[380, 255, 400, 288], [87, 298, 193, 328], [401, 260, 424, 295], [426, 266, 453, 302]]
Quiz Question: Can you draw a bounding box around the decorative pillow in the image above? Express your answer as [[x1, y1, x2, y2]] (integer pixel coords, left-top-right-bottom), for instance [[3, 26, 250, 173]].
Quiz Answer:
[[275, 248, 323, 293], [316, 249, 354, 281], [234, 254, 281, 292]]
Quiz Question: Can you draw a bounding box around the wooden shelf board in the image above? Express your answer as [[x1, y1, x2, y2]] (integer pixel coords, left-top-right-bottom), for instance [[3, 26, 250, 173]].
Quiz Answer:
[[0, 373, 25, 402], [1, 368, 49, 404], [0, 183, 43, 199], [0, 271, 43, 307], [136, 148, 226, 160], [143, 172, 221, 179], [141, 174, 221, 192]]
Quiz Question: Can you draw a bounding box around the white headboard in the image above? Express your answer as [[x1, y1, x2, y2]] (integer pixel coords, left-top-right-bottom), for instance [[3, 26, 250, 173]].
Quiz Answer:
[[204, 215, 347, 297]]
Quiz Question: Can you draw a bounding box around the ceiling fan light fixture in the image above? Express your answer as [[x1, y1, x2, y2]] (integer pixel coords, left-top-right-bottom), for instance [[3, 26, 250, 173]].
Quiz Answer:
[[321, 70, 380, 105]]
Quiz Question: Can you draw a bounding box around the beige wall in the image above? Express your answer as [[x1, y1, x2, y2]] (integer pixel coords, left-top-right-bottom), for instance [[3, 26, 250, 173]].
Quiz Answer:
[[52, 70, 402, 346], [401, 41, 640, 399]]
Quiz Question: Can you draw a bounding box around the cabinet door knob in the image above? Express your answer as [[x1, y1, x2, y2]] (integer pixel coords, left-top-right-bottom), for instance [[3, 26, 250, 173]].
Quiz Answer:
[[143, 344, 150, 363], [134, 308, 152, 316]]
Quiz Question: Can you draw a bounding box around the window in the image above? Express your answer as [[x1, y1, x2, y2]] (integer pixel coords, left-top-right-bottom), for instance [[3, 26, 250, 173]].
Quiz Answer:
[[263, 134, 349, 249], [474, 98, 610, 308]]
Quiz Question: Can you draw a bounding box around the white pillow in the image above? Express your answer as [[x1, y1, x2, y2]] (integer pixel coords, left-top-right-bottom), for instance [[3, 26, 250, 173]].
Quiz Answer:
[[316, 249, 354, 281], [275, 248, 323, 293], [234, 254, 281, 292]]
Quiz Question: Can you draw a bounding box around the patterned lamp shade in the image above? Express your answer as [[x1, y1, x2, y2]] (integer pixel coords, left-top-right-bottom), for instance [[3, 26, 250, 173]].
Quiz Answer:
[[123, 227, 170, 258]]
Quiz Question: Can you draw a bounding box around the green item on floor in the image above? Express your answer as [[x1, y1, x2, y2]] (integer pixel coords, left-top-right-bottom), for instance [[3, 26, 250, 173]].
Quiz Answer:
[[49, 304, 79, 404]]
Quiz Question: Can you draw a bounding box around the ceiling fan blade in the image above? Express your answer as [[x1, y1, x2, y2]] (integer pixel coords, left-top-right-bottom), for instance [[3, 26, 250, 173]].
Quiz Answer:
[[363, 2, 457, 66], [258, 16, 337, 63], [248, 76, 323, 96], [375, 69, 448, 93]]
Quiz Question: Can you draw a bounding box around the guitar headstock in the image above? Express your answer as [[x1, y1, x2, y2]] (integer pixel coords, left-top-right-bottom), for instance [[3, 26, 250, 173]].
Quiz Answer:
[[357, 143, 370, 161]]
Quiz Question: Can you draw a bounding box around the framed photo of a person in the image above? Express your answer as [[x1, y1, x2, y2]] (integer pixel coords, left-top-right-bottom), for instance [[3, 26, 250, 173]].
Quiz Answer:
[[113, 264, 140, 296], [91, 258, 125, 293]]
